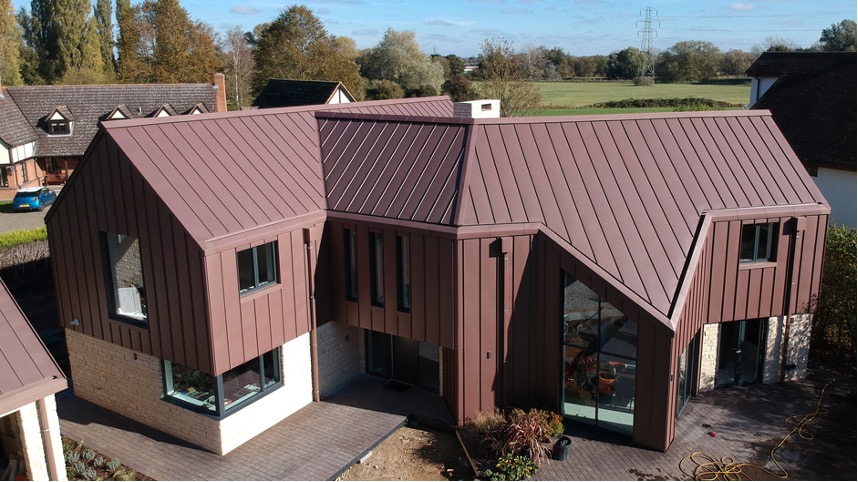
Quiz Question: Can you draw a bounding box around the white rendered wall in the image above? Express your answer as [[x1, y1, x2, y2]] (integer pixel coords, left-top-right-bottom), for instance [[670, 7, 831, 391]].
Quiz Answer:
[[813, 167, 856, 228]]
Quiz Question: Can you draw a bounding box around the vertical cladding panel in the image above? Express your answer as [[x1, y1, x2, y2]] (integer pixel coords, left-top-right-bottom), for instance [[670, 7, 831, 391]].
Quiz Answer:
[[396, 234, 412, 339], [462, 239, 481, 421], [438, 237, 455, 348], [411, 234, 426, 341], [633, 316, 656, 448], [510, 235, 532, 408], [158, 207, 185, 364], [759, 267, 775, 317], [383, 230, 398, 334], [771, 219, 790, 313], [733, 269, 750, 321], [255, 296, 273, 355], [80, 164, 110, 343], [356, 225, 372, 330], [423, 236, 440, 345], [795, 216, 821, 313], [173, 229, 198, 368], [721, 221, 741, 321], [279, 233, 298, 341], [541, 245, 561, 407], [329, 222, 347, 324], [240, 298, 257, 362], [66, 186, 95, 338], [531, 237, 546, 408], [479, 238, 498, 410], [206, 254, 229, 374], [746, 269, 763, 319], [221, 250, 244, 367], [806, 216, 828, 313], [131, 174, 160, 358], [144, 190, 173, 363], [292, 230, 311, 336]]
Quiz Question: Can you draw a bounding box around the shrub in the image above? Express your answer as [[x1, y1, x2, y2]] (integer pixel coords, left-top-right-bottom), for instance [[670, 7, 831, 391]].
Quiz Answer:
[[812, 225, 857, 364], [364, 79, 405, 100], [474, 408, 507, 453], [633, 76, 654, 86], [485, 453, 539, 481], [83, 448, 97, 461], [0, 227, 47, 250], [106, 459, 121, 472], [503, 409, 551, 463], [112, 468, 135, 481], [589, 97, 738, 109]]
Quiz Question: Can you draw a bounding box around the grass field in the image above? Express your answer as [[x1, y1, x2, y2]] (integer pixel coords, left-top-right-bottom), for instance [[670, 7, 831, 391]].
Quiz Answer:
[[535, 81, 751, 109]]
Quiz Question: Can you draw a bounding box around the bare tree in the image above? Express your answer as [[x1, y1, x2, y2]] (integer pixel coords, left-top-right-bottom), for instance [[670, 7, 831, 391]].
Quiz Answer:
[[221, 26, 254, 110], [476, 38, 541, 117]]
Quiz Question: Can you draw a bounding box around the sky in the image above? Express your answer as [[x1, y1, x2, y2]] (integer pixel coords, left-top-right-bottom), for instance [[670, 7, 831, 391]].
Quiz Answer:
[[13, 0, 858, 57]]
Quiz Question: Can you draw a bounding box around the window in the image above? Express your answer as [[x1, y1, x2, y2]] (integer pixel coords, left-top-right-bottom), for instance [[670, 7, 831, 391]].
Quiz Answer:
[[344, 229, 358, 300], [48, 120, 70, 135], [104, 233, 146, 325], [396, 235, 411, 312], [0, 167, 8, 188], [740, 223, 777, 262], [163, 348, 281, 417], [21, 163, 28, 182], [369, 232, 384, 306], [237, 242, 278, 294]]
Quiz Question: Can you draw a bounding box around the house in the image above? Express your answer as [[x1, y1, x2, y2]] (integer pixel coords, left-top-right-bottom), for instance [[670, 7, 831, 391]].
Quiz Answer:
[[747, 52, 856, 227], [0, 74, 226, 198], [46, 97, 828, 456], [0, 279, 68, 481], [253, 79, 355, 109]]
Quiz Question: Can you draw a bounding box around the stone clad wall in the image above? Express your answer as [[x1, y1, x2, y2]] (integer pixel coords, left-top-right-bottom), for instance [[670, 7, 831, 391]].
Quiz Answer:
[[316, 321, 362, 396], [698, 323, 720, 392], [66, 329, 312, 455]]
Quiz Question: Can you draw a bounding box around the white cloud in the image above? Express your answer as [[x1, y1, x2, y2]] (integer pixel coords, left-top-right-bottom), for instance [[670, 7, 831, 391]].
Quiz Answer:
[[229, 5, 260, 14], [730, 3, 755, 11]]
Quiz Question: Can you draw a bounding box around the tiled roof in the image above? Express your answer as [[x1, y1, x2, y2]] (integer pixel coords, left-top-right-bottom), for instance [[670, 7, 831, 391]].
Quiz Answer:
[[0, 89, 38, 146], [746, 51, 853, 76], [253, 79, 355, 108], [750, 52, 856, 170], [96, 97, 454, 249], [5, 83, 218, 157], [318, 111, 827, 325], [0, 278, 67, 415]]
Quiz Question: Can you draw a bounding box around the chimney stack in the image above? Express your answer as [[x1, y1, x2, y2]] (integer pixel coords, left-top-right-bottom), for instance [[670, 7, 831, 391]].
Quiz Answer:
[[454, 100, 501, 119], [213, 73, 227, 113]]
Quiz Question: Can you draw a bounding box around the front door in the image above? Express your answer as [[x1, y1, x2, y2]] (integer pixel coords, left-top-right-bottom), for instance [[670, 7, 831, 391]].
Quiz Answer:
[[366, 331, 439, 391], [716, 319, 765, 387]]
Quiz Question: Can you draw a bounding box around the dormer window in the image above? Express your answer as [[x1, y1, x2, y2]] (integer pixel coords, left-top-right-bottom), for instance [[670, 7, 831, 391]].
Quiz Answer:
[[153, 104, 177, 117], [46, 107, 73, 136]]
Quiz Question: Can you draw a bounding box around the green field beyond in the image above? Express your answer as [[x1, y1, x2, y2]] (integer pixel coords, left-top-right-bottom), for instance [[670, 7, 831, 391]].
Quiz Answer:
[[536, 81, 751, 109]]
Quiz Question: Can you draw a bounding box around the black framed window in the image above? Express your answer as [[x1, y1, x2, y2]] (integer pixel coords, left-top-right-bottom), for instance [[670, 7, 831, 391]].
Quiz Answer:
[[104, 233, 147, 326], [344, 229, 358, 300], [369, 232, 384, 306], [740, 223, 777, 262], [396, 235, 411, 312], [162, 348, 282, 417], [0, 167, 8, 187], [21, 163, 28, 182], [238, 241, 278, 294], [48, 120, 70, 135]]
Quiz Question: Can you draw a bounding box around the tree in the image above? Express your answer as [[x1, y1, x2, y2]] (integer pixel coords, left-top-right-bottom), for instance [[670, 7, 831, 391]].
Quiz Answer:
[[811, 225, 856, 363], [440, 53, 476, 102], [251, 5, 361, 96], [94, 0, 115, 79], [152, 0, 221, 83], [720, 49, 756, 76], [606, 46, 646, 80], [361, 29, 444, 97], [364, 79, 404, 100], [655, 41, 721, 82], [752, 36, 799, 55], [16, 7, 43, 84], [115, 0, 147, 81], [819, 19, 857, 52], [475, 38, 541, 117], [221, 26, 254, 110], [58, 15, 105, 84], [0, 0, 23, 85]]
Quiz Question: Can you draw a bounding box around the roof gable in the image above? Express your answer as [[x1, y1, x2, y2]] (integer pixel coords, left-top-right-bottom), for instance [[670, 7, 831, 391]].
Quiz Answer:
[[253, 79, 356, 109], [0, 90, 37, 146]]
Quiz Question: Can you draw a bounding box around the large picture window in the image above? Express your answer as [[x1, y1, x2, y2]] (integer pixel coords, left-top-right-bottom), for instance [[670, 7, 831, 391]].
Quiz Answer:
[[369, 232, 384, 307], [163, 348, 281, 417], [344, 229, 358, 300], [238, 242, 278, 294], [104, 233, 146, 325], [562, 271, 637, 435], [740, 222, 777, 262]]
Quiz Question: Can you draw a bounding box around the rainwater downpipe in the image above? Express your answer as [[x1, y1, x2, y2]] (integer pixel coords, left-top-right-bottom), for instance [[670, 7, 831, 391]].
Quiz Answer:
[[304, 228, 321, 402], [36, 397, 61, 481]]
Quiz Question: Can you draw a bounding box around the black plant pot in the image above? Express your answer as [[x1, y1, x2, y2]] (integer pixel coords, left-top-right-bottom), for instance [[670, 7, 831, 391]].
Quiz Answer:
[[552, 435, 572, 461]]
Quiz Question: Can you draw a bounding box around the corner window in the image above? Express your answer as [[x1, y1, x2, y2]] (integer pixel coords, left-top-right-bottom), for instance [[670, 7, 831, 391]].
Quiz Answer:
[[163, 348, 282, 417], [396, 235, 411, 312], [369, 232, 384, 307], [48, 120, 70, 135], [238, 242, 278, 294], [104, 233, 147, 325], [344, 229, 358, 300], [740, 223, 777, 262]]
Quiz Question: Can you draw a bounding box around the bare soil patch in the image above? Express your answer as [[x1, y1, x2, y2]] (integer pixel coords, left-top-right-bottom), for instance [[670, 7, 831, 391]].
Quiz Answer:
[[337, 424, 474, 481]]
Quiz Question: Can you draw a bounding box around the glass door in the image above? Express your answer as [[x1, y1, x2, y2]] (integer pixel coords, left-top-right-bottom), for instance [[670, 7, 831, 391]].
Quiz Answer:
[[676, 333, 699, 419], [716, 320, 765, 387]]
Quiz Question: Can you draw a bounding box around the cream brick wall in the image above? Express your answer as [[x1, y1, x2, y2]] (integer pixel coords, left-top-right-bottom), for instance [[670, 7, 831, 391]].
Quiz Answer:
[[316, 321, 362, 396], [67, 329, 313, 455], [16, 402, 47, 481], [763, 316, 785, 383], [698, 323, 720, 392]]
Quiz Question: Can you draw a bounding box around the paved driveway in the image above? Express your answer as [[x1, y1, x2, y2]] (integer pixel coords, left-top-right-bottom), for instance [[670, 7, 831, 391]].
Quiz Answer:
[[0, 189, 58, 233]]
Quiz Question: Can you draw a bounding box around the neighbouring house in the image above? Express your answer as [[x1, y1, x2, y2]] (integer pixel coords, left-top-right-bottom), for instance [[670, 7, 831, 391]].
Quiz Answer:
[[0, 279, 68, 481], [46, 97, 828, 456], [253, 79, 355, 109], [0, 74, 226, 199], [747, 51, 856, 227]]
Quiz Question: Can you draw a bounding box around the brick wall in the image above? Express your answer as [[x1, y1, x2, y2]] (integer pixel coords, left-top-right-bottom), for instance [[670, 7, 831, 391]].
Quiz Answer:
[[316, 321, 362, 396], [67, 329, 313, 455], [10, 398, 66, 481]]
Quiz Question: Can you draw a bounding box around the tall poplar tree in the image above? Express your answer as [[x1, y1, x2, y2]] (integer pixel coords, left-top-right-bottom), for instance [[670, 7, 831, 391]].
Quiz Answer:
[[0, 0, 23, 85], [115, 0, 147, 82], [94, 0, 115, 79]]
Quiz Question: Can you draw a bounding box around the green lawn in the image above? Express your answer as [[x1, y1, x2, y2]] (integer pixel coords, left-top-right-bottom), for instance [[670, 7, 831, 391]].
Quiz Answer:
[[535, 81, 751, 108]]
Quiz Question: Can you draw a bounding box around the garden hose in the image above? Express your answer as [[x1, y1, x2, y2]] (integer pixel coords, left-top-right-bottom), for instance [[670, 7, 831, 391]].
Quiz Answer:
[[679, 376, 834, 481]]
